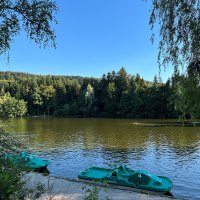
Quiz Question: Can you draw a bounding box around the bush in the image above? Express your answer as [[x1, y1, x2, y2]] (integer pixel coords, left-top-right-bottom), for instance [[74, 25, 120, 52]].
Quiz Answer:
[[0, 93, 27, 118], [0, 129, 45, 200]]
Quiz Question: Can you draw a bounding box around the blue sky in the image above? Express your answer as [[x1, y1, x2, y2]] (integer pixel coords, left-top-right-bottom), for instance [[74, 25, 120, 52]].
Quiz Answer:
[[0, 0, 173, 82]]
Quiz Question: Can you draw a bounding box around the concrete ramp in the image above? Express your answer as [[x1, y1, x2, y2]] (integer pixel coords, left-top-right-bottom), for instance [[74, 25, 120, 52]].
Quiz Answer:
[[27, 173, 177, 200]]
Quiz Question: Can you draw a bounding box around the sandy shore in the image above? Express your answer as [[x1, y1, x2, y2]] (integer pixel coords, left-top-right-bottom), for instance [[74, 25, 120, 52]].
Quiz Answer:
[[27, 173, 177, 200]]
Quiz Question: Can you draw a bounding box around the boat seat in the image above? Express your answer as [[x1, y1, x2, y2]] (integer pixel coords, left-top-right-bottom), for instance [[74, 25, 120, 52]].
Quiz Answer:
[[112, 170, 118, 177], [119, 165, 129, 173], [118, 165, 132, 177], [112, 167, 129, 179]]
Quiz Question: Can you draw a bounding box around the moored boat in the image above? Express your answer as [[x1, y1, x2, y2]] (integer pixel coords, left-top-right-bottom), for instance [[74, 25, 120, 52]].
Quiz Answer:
[[4, 151, 50, 172], [78, 165, 173, 194]]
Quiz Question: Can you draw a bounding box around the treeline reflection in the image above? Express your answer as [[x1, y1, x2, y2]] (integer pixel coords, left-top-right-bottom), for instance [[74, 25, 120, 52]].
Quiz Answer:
[[5, 118, 200, 165]]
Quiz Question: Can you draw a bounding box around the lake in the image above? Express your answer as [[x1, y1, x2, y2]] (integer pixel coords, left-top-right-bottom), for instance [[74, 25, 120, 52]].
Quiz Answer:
[[4, 117, 200, 200]]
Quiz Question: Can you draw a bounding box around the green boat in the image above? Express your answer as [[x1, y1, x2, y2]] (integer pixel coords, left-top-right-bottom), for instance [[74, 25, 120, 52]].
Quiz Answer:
[[4, 152, 50, 172], [78, 165, 173, 194]]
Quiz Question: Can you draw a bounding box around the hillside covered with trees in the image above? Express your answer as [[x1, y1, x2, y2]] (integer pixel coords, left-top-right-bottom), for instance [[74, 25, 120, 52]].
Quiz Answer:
[[0, 67, 188, 119]]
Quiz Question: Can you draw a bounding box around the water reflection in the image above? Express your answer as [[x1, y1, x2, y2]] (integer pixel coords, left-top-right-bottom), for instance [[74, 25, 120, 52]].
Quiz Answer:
[[3, 118, 200, 200]]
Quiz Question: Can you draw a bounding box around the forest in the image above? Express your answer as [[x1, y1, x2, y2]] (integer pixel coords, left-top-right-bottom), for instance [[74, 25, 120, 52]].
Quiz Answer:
[[0, 67, 187, 119]]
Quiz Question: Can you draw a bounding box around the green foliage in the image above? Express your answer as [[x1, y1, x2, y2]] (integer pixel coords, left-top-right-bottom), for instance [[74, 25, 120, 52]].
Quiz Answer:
[[186, 60, 200, 118], [0, 92, 27, 118], [0, 69, 183, 119], [82, 181, 111, 200], [0, 129, 21, 155], [104, 82, 117, 116], [0, 0, 58, 55], [149, 1, 200, 116], [149, 0, 200, 72], [173, 61, 200, 119], [82, 185, 101, 200], [0, 159, 45, 200], [82, 83, 96, 115], [32, 87, 43, 106], [0, 129, 45, 199], [32, 86, 43, 115], [0, 160, 26, 200], [54, 103, 71, 116], [173, 76, 188, 120]]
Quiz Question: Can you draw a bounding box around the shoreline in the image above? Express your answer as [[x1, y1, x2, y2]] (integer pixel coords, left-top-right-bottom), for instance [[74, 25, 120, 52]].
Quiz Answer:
[[28, 173, 177, 200]]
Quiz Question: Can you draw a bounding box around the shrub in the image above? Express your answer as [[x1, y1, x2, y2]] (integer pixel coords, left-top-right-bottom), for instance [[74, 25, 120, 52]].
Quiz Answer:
[[0, 129, 45, 200]]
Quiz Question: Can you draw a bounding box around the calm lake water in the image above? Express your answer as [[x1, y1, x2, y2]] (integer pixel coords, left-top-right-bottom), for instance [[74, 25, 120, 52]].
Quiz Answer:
[[4, 118, 200, 200]]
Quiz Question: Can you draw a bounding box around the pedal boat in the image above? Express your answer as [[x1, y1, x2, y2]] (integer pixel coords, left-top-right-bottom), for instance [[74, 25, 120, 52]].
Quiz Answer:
[[4, 152, 50, 172], [78, 165, 173, 194]]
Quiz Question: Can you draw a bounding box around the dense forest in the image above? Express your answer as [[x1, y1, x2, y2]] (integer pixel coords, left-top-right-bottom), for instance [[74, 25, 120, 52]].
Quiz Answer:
[[0, 68, 184, 118]]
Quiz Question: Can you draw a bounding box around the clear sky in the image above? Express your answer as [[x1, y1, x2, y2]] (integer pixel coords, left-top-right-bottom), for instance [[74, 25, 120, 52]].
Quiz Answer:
[[0, 0, 173, 82]]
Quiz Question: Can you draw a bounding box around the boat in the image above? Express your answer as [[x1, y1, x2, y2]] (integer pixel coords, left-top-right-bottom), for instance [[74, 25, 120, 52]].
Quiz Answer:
[[4, 151, 50, 172], [78, 165, 173, 194]]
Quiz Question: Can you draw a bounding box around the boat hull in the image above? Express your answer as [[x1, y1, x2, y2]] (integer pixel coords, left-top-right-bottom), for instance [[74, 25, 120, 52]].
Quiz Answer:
[[78, 166, 173, 194], [4, 152, 50, 171]]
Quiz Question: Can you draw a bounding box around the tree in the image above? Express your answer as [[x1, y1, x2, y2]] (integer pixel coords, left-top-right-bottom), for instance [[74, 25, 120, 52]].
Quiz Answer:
[[0, 92, 27, 118], [185, 60, 200, 118], [0, 0, 58, 55], [41, 85, 55, 115], [150, 0, 200, 72], [118, 90, 131, 117], [32, 86, 43, 115], [104, 82, 117, 116], [173, 60, 200, 119], [115, 67, 129, 100], [149, 1, 200, 119], [55, 80, 67, 106], [79, 83, 96, 115]]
